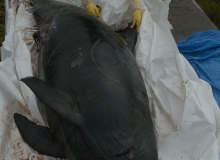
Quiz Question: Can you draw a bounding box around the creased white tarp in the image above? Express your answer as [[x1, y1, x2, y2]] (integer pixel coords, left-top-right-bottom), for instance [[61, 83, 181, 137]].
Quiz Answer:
[[1, 0, 220, 159]]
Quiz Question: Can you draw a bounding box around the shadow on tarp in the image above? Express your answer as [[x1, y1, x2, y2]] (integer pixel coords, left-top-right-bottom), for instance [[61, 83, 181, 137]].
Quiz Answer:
[[177, 29, 220, 107]]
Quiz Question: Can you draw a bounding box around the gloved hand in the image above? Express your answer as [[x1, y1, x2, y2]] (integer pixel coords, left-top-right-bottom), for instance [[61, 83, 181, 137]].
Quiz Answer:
[[86, 2, 101, 17], [130, 9, 142, 30]]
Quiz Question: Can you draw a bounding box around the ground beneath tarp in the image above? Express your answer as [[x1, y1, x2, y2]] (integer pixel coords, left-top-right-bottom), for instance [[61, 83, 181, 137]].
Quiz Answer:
[[168, 0, 216, 42]]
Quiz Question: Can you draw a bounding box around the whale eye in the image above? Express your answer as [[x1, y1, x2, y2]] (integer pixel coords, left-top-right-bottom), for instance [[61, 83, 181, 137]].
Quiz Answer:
[[116, 151, 130, 159], [97, 157, 108, 160], [96, 155, 112, 160], [116, 148, 135, 160]]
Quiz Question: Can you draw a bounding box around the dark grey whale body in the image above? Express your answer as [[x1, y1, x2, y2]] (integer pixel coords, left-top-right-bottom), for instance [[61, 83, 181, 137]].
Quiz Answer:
[[14, 0, 158, 159]]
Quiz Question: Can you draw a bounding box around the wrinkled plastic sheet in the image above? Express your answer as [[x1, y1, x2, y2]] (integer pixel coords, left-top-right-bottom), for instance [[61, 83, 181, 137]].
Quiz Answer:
[[177, 29, 220, 107], [1, 0, 220, 159]]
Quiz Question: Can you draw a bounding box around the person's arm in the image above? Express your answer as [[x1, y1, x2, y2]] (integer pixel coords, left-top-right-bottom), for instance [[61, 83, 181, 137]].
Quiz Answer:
[[82, 0, 100, 17], [130, 0, 144, 29]]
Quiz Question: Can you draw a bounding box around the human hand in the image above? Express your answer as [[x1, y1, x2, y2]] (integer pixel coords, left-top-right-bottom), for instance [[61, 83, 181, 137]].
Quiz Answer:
[[86, 2, 101, 17], [130, 9, 142, 30]]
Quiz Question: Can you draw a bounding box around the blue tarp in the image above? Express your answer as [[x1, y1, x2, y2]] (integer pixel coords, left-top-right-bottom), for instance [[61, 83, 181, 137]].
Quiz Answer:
[[177, 29, 220, 107]]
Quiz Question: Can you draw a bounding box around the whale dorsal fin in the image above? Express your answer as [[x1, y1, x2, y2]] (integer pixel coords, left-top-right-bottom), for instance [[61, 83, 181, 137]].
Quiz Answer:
[[13, 113, 66, 158], [21, 77, 82, 126]]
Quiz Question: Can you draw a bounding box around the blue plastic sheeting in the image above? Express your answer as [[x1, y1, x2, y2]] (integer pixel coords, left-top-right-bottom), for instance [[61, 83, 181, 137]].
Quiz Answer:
[[177, 29, 220, 107]]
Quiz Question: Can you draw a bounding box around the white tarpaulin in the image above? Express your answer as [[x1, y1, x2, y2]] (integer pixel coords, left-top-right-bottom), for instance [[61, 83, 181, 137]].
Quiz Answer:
[[1, 0, 220, 159]]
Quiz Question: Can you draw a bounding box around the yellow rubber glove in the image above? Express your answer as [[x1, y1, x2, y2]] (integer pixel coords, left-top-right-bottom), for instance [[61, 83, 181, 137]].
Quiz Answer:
[[130, 9, 142, 30], [86, 2, 100, 17]]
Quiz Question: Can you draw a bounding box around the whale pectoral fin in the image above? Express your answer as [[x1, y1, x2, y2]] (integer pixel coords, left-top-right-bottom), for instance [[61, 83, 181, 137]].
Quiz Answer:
[[13, 113, 66, 158], [21, 77, 82, 126], [117, 26, 137, 54]]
